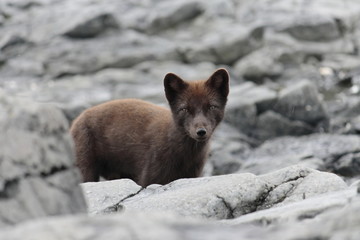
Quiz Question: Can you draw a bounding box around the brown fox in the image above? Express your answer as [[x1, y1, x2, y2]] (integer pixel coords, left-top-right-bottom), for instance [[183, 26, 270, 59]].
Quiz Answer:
[[70, 69, 229, 187]]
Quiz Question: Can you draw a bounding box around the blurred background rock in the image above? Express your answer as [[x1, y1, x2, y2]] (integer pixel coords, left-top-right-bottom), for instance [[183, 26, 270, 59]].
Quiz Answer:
[[0, 0, 360, 240], [3, 0, 360, 179], [1, 1, 360, 238]]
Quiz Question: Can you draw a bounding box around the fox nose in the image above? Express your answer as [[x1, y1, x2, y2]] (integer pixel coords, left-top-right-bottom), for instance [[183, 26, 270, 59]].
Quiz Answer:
[[196, 128, 207, 137]]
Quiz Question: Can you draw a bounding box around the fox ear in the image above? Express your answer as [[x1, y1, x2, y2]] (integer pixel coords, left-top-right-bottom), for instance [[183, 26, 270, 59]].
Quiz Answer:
[[164, 73, 188, 103], [206, 68, 229, 97]]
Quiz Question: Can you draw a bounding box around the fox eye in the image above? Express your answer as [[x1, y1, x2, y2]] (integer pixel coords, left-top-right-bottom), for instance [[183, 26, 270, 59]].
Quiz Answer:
[[209, 105, 217, 110], [179, 107, 188, 113]]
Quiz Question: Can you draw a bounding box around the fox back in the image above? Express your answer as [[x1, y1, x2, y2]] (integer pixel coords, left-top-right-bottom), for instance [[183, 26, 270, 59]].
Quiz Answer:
[[70, 69, 229, 187]]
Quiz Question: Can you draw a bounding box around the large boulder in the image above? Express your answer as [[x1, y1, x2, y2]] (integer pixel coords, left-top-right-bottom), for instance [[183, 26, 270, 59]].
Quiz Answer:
[[237, 133, 360, 176], [63, 12, 120, 38], [82, 165, 346, 218], [273, 80, 329, 127], [280, 14, 342, 42], [226, 181, 359, 226], [1, 194, 360, 240], [0, 92, 86, 227], [225, 81, 328, 141]]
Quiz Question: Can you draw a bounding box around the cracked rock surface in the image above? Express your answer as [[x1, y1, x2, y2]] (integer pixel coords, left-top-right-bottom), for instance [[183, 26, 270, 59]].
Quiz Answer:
[[83, 165, 346, 219], [0, 92, 86, 227], [237, 134, 360, 178], [2, 183, 359, 240]]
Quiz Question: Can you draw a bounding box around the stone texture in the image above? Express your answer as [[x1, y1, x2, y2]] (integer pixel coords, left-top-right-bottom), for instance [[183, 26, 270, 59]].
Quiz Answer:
[[81, 179, 142, 215], [225, 82, 277, 138], [273, 80, 329, 126], [281, 14, 342, 42], [224, 182, 358, 226], [131, 0, 204, 34], [237, 133, 360, 176], [63, 12, 119, 38], [82, 165, 346, 219], [2, 0, 360, 238], [205, 123, 251, 176], [253, 111, 314, 140], [233, 46, 290, 80], [1, 197, 360, 240], [224, 81, 328, 141], [0, 92, 86, 227]]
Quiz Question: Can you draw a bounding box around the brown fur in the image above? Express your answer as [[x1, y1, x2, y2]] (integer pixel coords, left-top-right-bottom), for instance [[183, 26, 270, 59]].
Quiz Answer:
[[70, 69, 229, 187]]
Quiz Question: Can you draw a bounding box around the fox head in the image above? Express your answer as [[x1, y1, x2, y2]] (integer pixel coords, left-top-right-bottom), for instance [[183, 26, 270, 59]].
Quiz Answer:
[[164, 69, 229, 142]]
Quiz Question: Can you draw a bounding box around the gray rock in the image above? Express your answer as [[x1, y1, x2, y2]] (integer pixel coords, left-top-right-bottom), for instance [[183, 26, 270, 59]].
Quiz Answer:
[[225, 82, 277, 138], [41, 32, 178, 78], [224, 183, 358, 226], [253, 111, 314, 141], [321, 53, 360, 72], [258, 165, 347, 209], [5, 61, 217, 122], [63, 12, 119, 38], [225, 81, 329, 141], [333, 152, 360, 177], [133, 0, 204, 34], [107, 173, 268, 219], [81, 179, 142, 215], [2, 195, 360, 240], [280, 14, 342, 42], [273, 80, 329, 126], [238, 133, 360, 176], [83, 165, 346, 219], [206, 123, 252, 176], [0, 92, 86, 227], [180, 25, 264, 65], [233, 46, 289, 80]]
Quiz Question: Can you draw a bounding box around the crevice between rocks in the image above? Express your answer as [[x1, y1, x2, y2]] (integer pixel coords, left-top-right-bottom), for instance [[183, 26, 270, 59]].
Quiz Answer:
[[0, 165, 69, 200], [102, 187, 145, 213], [254, 174, 307, 211], [216, 195, 235, 219], [0, 179, 19, 199]]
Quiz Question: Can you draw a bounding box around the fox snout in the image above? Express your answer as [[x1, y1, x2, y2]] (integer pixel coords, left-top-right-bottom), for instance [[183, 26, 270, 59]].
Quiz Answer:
[[196, 128, 207, 137], [189, 117, 213, 141]]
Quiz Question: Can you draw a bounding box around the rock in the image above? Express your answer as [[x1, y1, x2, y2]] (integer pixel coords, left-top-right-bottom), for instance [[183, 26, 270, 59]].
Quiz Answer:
[[233, 46, 289, 81], [0, 92, 86, 227], [225, 183, 358, 226], [81, 179, 142, 215], [326, 95, 360, 134], [253, 111, 314, 141], [237, 133, 360, 176], [2, 194, 360, 240], [83, 165, 346, 219], [102, 173, 268, 219], [5, 61, 217, 122], [280, 14, 342, 42], [321, 53, 360, 72], [63, 12, 119, 38], [40, 32, 178, 78], [225, 82, 325, 141], [136, 0, 204, 34], [258, 165, 347, 209], [333, 152, 360, 178], [0, 34, 32, 61], [205, 123, 252, 176], [228, 82, 278, 114], [273, 80, 329, 126], [2, 0, 360, 237], [180, 25, 264, 65], [225, 82, 277, 138]]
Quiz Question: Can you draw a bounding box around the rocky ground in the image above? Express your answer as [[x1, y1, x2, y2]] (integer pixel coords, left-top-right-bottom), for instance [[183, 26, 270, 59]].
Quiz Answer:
[[1, 0, 360, 239]]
